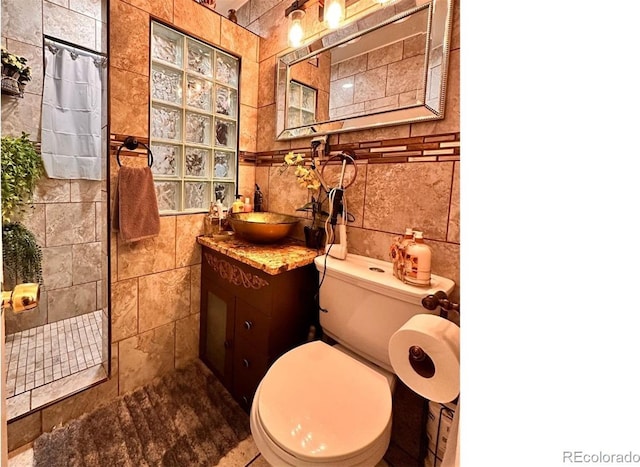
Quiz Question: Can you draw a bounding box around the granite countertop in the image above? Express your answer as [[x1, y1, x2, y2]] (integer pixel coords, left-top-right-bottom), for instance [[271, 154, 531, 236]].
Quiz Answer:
[[197, 235, 319, 275]]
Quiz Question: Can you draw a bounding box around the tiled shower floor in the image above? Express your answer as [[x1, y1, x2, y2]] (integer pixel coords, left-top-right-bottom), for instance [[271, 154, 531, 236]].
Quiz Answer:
[[4, 310, 103, 398]]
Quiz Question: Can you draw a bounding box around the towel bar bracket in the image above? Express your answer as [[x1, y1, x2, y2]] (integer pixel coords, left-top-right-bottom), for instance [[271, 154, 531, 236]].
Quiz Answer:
[[116, 136, 154, 168]]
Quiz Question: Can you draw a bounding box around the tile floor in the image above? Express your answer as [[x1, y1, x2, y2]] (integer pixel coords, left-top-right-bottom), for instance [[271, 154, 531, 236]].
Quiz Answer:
[[4, 311, 103, 398]]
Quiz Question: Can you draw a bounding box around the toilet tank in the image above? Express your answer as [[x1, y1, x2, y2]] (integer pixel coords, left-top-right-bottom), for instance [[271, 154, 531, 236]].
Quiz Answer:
[[314, 253, 455, 373]]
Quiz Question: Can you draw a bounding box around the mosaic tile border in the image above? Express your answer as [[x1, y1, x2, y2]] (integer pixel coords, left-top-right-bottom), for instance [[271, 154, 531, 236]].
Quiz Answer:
[[253, 132, 460, 167], [112, 132, 460, 166]]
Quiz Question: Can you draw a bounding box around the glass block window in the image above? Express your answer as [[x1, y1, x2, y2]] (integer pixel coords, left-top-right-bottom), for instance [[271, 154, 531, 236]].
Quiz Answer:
[[150, 22, 240, 213], [287, 80, 317, 129]]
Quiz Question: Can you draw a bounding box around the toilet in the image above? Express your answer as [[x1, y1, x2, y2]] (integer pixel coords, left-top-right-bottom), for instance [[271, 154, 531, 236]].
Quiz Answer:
[[250, 253, 455, 466]]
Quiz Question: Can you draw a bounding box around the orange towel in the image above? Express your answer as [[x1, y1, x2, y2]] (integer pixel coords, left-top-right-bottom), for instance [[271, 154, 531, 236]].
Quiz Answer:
[[112, 166, 160, 242]]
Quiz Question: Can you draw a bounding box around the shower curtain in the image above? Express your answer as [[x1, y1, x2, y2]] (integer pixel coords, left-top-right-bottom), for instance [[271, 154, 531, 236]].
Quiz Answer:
[[41, 44, 103, 180]]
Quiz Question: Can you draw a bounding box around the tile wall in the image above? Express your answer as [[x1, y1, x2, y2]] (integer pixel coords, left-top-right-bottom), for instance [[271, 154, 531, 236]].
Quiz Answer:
[[329, 34, 428, 118]]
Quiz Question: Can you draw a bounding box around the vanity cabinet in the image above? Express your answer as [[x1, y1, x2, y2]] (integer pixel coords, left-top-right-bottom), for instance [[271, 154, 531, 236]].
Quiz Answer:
[[199, 245, 317, 411]]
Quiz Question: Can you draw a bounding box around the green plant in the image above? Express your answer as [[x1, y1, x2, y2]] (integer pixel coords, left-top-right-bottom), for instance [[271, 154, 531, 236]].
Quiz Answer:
[[1, 132, 45, 223], [1, 133, 45, 287], [2, 222, 43, 286], [1, 47, 32, 84]]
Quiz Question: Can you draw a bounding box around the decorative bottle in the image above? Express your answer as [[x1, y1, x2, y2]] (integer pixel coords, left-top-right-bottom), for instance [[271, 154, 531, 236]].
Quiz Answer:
[[392, 228, 414, 280], [204, 202, 218, 236], [403, 231, 432, 286], [243, 197, 253, 212], [254, 184, 264, 212]]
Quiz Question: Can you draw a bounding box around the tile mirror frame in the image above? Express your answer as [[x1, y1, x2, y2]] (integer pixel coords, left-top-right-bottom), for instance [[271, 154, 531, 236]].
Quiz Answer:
[[275, 0, 453, 140]]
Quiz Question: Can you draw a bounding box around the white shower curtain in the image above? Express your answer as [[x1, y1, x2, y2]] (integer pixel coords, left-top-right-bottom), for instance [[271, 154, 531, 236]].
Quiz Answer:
[[41, 46, 103, 180]]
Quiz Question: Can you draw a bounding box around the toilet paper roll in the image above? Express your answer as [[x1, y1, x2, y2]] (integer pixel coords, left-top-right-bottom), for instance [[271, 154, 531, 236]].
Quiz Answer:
[[389, 314, 460, 403]]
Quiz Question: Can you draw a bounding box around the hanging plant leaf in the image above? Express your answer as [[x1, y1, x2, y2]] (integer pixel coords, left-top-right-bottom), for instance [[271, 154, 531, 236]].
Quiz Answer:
[[2, 222, 43, 287], [1, 132, 44, 223]]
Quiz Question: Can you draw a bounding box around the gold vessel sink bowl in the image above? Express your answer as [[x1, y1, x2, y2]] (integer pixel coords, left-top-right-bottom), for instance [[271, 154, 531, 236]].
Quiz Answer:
[[227, 212, 300, 243]]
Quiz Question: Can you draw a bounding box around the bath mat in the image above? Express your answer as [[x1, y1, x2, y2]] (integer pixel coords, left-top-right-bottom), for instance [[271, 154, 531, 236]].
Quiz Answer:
[[32, 360, 250, 467]]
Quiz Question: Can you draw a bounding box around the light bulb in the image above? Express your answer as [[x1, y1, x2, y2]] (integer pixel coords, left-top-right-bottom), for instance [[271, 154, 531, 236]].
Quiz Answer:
[[288, 9, 305, 47], [324, 0, 344, 29]]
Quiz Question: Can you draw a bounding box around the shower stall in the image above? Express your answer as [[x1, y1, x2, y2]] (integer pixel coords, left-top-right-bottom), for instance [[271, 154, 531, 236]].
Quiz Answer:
[[2, 1, 110, 421]]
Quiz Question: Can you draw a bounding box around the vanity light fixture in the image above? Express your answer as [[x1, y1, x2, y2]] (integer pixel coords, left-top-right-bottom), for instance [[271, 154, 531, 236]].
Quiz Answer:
[[288, 7, 306, 47], [285, 0, 310, 47], [323, 0, 344, 29], [285, 0, 346, 47]]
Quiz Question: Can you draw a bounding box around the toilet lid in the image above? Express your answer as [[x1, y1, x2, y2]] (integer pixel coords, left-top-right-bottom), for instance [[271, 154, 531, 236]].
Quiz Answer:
[[257, 341, 392, 463]]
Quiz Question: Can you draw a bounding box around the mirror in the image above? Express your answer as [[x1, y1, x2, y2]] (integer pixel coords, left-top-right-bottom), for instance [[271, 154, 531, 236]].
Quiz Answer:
[[276, 0, 453, 140]]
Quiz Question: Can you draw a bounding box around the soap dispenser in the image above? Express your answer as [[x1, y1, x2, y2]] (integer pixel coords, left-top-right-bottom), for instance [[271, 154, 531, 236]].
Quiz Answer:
[[404, 231, 432, 286], [243, 197, 253, 212], [231, 195, 244, 213]]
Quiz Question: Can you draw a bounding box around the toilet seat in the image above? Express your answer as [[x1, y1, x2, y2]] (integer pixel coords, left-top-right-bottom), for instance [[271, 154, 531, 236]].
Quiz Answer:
[[253, 341, 392, 464]]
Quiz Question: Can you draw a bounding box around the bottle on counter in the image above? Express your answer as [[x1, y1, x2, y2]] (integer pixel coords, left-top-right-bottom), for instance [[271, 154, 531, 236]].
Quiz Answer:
[[243, 197, 253, 212], [401, 228, 414, 248], [254, 184, 264, 212], [204, 201, 219, 236], [392, 227, 415, 280], [231, 195, 244, 213], [403, 231, 432, 286]]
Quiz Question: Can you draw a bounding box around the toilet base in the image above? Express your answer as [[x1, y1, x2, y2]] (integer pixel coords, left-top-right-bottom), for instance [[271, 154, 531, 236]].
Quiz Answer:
[[250, 383, 391, 467]]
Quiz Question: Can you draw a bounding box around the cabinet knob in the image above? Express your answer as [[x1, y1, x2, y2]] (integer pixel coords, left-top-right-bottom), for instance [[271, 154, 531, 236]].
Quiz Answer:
[[242, 396, 249, 406], [224, 340, 231, 349], [243, 320, 253, 330], [242, 358, 250, 368]]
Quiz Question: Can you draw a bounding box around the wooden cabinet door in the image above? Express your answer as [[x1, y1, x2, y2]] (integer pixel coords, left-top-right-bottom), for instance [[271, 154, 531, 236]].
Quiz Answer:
[[200, 281, 235, 391]]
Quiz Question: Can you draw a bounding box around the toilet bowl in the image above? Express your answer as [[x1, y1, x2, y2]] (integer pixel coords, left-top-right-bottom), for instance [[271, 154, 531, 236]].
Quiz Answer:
[[250, 341, 392, 466]]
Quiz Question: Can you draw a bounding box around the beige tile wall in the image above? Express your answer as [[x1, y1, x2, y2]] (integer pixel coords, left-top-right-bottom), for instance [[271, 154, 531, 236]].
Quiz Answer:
[[329, 35, 426, 119]]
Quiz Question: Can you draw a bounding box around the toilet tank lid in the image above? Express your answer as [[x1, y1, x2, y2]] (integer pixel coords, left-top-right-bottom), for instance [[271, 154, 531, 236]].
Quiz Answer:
[[314, 253, 455, 304]]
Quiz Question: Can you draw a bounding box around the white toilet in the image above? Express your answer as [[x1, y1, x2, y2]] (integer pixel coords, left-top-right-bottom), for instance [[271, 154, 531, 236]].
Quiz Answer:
[[250, 253, 455, 466]]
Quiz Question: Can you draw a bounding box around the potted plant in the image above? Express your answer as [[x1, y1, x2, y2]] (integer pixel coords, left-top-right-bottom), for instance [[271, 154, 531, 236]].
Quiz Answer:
[[280, 151, 329, 249], [2, 222, 43, 288], [1, 47, 32, 97], [1, 133, 45, 287]]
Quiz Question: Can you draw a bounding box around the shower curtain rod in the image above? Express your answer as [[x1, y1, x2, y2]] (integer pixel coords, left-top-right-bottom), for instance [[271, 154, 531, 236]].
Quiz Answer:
[[44, 35, 107, 58]]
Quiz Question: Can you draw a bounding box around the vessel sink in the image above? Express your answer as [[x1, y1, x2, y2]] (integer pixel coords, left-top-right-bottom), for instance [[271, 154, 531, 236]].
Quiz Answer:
[[227, 212, 300, 243]]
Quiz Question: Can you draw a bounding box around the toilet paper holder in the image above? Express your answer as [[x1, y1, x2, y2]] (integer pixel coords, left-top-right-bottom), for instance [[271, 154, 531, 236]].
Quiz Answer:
[[422, 290, 459, 314], [409, 345, 436, 378]]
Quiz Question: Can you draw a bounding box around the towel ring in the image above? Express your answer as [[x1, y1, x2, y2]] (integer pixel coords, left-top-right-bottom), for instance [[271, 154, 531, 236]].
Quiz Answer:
[[116, 136, 153, 168]]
